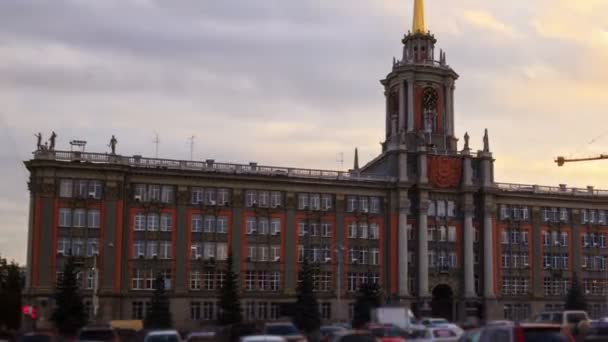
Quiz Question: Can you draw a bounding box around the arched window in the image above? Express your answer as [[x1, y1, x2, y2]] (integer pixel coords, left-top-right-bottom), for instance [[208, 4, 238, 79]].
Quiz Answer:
[[422, 87, 438, 133]]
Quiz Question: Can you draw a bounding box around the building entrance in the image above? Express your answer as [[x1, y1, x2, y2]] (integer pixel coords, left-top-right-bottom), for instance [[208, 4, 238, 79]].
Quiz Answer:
[[431, 284, 454, 321]]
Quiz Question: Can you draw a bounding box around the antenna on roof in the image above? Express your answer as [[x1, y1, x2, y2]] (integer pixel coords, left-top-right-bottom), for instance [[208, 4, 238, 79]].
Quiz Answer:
[[153, 132, 160, 158], [336, 152, 344, 170], [188, 135, 196, 161]]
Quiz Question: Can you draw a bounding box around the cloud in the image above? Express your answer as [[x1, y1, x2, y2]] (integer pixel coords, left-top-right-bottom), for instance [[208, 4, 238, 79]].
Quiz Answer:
[[462, 9, 518, 38]]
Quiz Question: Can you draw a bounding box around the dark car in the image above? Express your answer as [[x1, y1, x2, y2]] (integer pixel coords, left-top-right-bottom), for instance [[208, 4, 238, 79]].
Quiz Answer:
[[479, 323, 573, 342], [18, 333, 56, 342], [76, 325, 119, 342], [583, 321, 608, 341]]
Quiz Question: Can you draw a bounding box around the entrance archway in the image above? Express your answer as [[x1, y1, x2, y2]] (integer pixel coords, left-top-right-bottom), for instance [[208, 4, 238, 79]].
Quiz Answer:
[[431, 284, 454, 321]]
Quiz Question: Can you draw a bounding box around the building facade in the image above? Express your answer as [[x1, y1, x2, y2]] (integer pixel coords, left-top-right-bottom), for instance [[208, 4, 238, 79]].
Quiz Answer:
[[24, 0, 608, 329]]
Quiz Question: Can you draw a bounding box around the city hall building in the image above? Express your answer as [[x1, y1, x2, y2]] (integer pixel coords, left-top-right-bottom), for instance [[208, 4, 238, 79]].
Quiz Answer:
[[25, 0, 608, 329]]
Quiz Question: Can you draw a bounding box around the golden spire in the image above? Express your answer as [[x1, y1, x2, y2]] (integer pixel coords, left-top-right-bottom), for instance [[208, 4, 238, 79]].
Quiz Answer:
[[412, 0, 427, 34]]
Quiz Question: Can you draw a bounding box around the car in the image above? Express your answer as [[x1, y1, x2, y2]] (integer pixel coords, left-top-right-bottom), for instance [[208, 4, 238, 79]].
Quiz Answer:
[[533, 311, 590, 335], [485, 321, 514, 327], [240, 336, 287, 342], [422, 327, 461, 342], [18, 332, 56, 342], [185, 331, 217, 342], [144, 330, 183, 342], [583, 321, 608, 341], [320, 326, 347, 342], [457, 329, 481, 342], [262, 323, 306, 342], [367, 324, 407, 342], [76, 325, 119, 342], [422, 318, 451, 327], [329, 331, 377, 342], [478, 323, 573, 342]]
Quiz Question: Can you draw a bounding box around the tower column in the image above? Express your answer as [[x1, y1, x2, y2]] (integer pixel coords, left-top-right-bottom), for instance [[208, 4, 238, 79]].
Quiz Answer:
[[483, 201, 495, 298], [418, 194, 430, 298], [399, 81, 406, 132], [463, 196, 476, 298], [445, 82, 452, 136], [407, 79, 415, 132], [398, 192, 410, 297]]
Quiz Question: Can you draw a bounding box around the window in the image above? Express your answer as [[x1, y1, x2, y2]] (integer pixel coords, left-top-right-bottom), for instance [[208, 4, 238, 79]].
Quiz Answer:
[[600, 211, 607, 225], [134, 184, 147, 201], [202, 302, 215, 321], [428, 201, 436, 216], [192, 215, 203, 233], [75, 180, 88, 198], [359, 197, 369, 213], [561, 232, 568, 247], [347, 273, 358, 292], [159, 241, 172, 259], [299, 222, 308, 237], [560, 208, 569, 222], [271, 246, 280, 261], [132, 301, 148, 319], [259, 246, 269, 262], [146, 242, 158, 258], [370, 197, 381, 214], [191, 188, 204, 204], [190, 302, 201, 320], [245, 190, 257, 207], [57, 238, 70, 255], [500, 205, 510, 219], [72, 238, 84, 256], [148, 185, 160, 202], [259, 191, 269, 207], [258, 218, 269, 235], [88, 181, 103, 199], [218, 188, 230, 205], [247, 246, 257, 262], [310, 194, 320, 210], [203, 271, 214, 290], [298, 194, 309, 210], [246, 271, 256, 291], [216, 217, 228, 234], [322, 195, 333, 211], [87, 210, 100, 228], [59, 179, 73, 198], [246, 218, 257, 235], [369, 223, 379, 239], [134, 241, 145, 258], [73, 209, 86, 227], [320, 303, 331, 320], [204, 242, 215, 260], [271, 219, 281, 235], [501, 230, 509, 244], [191, 243, 203, 259], [86, 239, 99, 257], [147, 214, 159, 231], [408, 225, 414, 240], [371, 249, 379, 265], [270, 191, 282, 208], [359, 223, 368, 239], [437, 201, 446, 217], [438, 226, 447, 242], [134, 213, 145, 231], [160, 213, 172, 232], [216, 243, 228, 261], [542, 231, 549, 246], [347, 196, 357, 212], [448, 226, 456, 242], [522, 231, 529, 245], [447, 201, 456, 217], [59, 208, 72, 227], [582, 209, 589, 224], [190, 271, 201, 290], [201, 216, 214, 233]]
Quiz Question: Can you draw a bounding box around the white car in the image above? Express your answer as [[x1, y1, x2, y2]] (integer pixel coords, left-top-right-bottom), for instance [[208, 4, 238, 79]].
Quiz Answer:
[[240, 336, 286, 342], [144, 330, 183, 342], [420, 327, 460, 342], [421, 318, 450, 326]]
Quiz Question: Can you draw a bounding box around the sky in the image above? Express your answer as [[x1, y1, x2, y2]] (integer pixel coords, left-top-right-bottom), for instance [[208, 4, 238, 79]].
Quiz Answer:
[[1, 0, 607, 264]]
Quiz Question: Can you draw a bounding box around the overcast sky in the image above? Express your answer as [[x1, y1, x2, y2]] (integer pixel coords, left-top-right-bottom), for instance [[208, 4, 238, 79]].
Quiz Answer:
[[1, 0, 607, 264]]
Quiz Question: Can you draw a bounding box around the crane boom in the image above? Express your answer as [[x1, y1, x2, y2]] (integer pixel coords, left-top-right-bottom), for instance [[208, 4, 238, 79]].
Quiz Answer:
[[555, 154, 608, 166]]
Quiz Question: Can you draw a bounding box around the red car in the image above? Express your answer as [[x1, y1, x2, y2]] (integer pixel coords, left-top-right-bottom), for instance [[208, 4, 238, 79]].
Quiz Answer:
[[478, 323, 574, 342], [367, 324, 406, 342]]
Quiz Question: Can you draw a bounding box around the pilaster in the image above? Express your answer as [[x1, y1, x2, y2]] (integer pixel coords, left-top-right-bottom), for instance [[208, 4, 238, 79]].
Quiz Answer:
[[398, 192, 411, 297]]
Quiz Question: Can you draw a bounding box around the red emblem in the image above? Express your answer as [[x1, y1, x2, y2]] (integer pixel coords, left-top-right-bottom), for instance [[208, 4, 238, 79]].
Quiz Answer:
[[427, 156, 462, 188]]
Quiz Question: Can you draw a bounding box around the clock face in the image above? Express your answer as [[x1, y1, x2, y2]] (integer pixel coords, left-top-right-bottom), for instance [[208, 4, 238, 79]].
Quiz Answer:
[[423, 87, 438, 110]]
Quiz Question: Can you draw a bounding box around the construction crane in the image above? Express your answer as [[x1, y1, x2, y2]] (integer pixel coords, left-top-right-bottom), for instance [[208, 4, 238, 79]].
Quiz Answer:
[[556, 154, 608, 166]]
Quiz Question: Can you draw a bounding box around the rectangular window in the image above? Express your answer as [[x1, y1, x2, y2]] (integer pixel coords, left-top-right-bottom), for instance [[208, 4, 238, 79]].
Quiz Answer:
[[146, 242, 158, 258], [322, 194, 333, 211], [86, 239, 99, 257], [247, 246, 256, 262], [75, 180, 88, 198], [246, 271, 256, 291], [299, 222, 308, 237], [190, 302, 201, 320], [542, 231, 549, 246], [217, 217, 228, 234], [582, 209, 589, 224], [245, 190, 257, 207], [359, 223, 368, 239], [371, 249, 379, 265], [298, 194, 309, 210], [259, 191, 269, 207], [159, 241, 172, 259], [448, 226, 456, 242], [271, 219, 281, 235], [259, 246, 269, 262], [192, 215, 203, 233], [134, 241, 145, 258], [600, 211, 607, 225], [369, 223, 379, 239], [147, 214, 159, 231], [203, 242, 215, 260], [160, 213, 172, 232], [218, 188, 230, 206], [191, 187, 204, 204], [246, 218, 257, 235], [72, 238, 84, 256], [87, 210, 100, 228], [359, 197, 369, 213], [437, 200, 446, 217], [204, 216, 215, 233], [202, 302, 215, 321], [132, 301, 148, 319], [310, 194, 321, 210], [347, 196, 357, 212], [190, 271, 201, 290], [148, 185, 161, 202], [271, 246, 280, 261], [59, 208, 72, 227], [258, 218, 269, 235], [73, 209, 86, 227], [134, 184, 147, 202], [561, 232, 568, 247], [270, 191, 282, 208], [370, 197, 381, 213], [59, 179, 73, 198], [191, 243, 203, 259], [560, 208, 569, 222], [447, 201, 456, 217], [216, 243, 228, 261], [500, 205, 510, 219], [57, 238, 70, 255], [134, 213, 145, 231], [521, 231, 529, 245], [88, 181, 103, 199], [205, 188, 216, 205]]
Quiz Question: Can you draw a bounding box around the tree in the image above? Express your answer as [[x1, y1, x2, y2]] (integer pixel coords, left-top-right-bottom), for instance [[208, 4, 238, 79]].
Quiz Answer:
[[144, 273, 173, 329], [0, 256, 22, 331], [293, 258, 320, 334], [352, 275, 382, 329], [51, 257, 87, 336], [565, 273, 587, 311], [217, 253, 242, 326]]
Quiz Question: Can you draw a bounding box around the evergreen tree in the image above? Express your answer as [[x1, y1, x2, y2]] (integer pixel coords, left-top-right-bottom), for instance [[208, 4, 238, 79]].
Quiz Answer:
[[565, 273, 587, 311], [293, 258, 320, 334], [1, 261, 22, 330], [217, 253, 242, 326], [144, 274, 173, 329], [352, 274, 382, 329], [51, 257, 87, 336]]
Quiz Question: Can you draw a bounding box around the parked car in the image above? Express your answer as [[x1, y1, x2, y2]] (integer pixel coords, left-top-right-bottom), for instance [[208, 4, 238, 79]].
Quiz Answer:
[[533, 311, 590, 335], [422, 318, 450, 327], [76, 325, 119, 342], [458, 329, 481, 342], [329, 331, 377, 342], [478, 323, 573, 342], [583, 321, 608, 341], [367, 324, 406, 342], [186, 331, 217, 342], [18, 332, 56, 342], [262, 323, 305, 342], [422, 327, 461, 342], [320, 326, 347, 342], [240, 336, 286, 342], [144, 330, 183, 342]]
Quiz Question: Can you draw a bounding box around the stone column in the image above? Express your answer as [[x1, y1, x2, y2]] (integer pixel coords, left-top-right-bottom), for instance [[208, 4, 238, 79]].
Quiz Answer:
[[444, 82, 452, 136], [483, 202, 495, 298], [418, 194, 430, 298], [463, 196, 476, 298], [407, 79, 415, 132], [398, 192, 410, 297], [399, 81, 406, 132]]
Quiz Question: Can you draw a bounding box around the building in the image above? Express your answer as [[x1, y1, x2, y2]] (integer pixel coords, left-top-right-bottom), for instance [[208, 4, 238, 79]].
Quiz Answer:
[[24, 0, 608, 328]]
